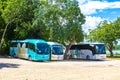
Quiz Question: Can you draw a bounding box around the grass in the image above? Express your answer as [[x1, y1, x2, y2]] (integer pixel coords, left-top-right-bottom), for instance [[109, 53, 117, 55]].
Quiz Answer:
[[107, 57, 120, 60], [107, 53, 120, 60]]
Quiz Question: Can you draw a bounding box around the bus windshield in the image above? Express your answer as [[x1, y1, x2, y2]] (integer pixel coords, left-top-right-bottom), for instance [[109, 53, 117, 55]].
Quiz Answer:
[[37, 43, 50, 54], [52, 45, 63, 55], [95, 44, 106, 54]]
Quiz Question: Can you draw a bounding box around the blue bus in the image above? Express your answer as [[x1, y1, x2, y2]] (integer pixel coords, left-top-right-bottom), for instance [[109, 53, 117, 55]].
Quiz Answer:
[[47, 42, 64, 60], [68, 43, 106, 60], [10, 39, 51, 61]]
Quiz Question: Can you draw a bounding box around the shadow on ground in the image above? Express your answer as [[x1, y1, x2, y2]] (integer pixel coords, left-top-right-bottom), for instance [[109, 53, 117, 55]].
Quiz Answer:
[[0, 63, 20, 69], [0, 55, 10, 58], [48, 59, 106, 63]]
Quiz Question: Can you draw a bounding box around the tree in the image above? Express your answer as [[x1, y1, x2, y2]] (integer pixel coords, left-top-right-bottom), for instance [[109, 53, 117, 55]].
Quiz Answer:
[[33, 0, 85, 59], [54, 0, 85, 59], [2, 0, 46, 40], [0, 0, 5, 36], [113, 17, 120, 39], [89, 18, 120, 57], [0, 0, 6, 49], [0, 0, 45, 54]]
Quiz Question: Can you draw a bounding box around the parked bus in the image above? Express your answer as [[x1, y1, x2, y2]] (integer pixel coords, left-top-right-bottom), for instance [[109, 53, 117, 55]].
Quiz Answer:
[[47, 42, 64, 60], [10, 39, 51, 61], [68, 43, 106, 60]]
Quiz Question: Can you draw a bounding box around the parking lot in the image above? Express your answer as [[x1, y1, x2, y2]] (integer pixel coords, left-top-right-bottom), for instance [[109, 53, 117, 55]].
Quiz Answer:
[[0, 56, 120, 80]]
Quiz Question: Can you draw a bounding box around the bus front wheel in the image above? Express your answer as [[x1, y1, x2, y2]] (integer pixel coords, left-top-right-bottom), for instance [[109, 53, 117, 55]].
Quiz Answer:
[[13, 53, 16, 58], [28, 56, 32, 61]]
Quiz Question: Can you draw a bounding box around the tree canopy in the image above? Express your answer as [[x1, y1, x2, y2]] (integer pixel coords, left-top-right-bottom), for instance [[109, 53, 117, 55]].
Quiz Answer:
[[33, 0, 85, 45], [89, 17, 120, 56]]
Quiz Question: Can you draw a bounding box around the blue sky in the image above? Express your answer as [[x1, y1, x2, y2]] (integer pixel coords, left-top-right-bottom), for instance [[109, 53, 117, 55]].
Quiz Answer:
[[78, 0, 120, 33]]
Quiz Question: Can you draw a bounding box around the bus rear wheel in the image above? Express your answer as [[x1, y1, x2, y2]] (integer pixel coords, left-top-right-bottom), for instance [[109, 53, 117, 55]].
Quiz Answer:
[[86, 55, 90, 60]]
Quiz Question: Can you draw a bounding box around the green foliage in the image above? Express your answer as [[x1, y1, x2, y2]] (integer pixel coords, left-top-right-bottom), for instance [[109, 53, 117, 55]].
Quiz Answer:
[[1, 0, 43, 39], [58, 0, 85, 45], [113, 18, 120, 39], [114, 45, 120, 50], [0, 0, 42, 54], [0, 0, 7, 54], [33, 0, 85, 45], [89, 17, 120, 56], [0, 12, 6, 36], [0, 0, 2, 10], [0, 0, 85, 56]]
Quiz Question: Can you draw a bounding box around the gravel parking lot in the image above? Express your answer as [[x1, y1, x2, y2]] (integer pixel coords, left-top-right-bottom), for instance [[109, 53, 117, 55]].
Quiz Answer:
[[1, 55, 120, 80]]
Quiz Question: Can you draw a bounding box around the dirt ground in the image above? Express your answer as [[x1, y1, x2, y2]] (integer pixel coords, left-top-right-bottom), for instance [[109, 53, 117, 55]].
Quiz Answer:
[[0, 56, 120, 80]]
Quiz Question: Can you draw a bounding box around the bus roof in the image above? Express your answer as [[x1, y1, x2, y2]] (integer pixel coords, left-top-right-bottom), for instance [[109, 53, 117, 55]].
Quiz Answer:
[[79, 42, 105, 45], [70, 43, 105, 50], [70, 44, 91, 49], [11, 39, 47, 44], [47, 42, 61, 45], [11, 40, 24, 43]]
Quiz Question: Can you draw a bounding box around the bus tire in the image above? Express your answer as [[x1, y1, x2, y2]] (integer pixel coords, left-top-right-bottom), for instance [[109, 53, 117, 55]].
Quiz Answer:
[[28, 55, 32, 61], [13, 53, 16, 58], [86, 55, 90, 60]]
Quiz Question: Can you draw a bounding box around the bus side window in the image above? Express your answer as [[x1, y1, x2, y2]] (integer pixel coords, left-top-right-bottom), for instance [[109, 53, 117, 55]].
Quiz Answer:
[[22, 43, 26, 48], [11, 42, 17, 47], [17, 43, 21, 48], [28, 43, 35, 52]]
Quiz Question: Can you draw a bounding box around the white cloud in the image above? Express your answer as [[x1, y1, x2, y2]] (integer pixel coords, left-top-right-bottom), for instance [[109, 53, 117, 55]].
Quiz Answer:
[[78, 0, 120, 15], [78, 0, 120, 34], [82, 16, 103, 33]]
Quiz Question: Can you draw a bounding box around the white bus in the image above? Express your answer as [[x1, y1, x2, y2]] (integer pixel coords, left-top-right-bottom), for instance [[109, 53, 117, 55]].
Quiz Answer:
[[47, 42, 64, 60], [68, 43, 106, 60]]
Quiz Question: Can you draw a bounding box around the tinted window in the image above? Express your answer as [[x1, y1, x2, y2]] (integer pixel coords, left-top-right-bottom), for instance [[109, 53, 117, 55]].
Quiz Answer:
[[11, 42, 23, 47], [37, 43, 50, 54], [52, 45, 63, 55], [95, 44, 106, 54], [11, 42, 17, 47], [28, 43, 35, 51]]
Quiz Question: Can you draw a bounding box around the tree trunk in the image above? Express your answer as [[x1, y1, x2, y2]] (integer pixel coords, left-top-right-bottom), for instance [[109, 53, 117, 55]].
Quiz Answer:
[[0, 19, 15, 49], [108, 42, 114, 57], [64, 42, 74, 60], [109, 49, 113, 57], [64, 35, 76, 60]]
